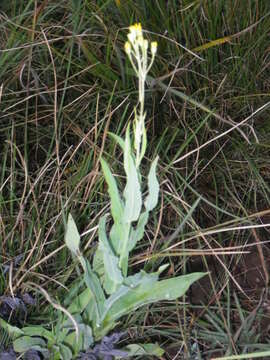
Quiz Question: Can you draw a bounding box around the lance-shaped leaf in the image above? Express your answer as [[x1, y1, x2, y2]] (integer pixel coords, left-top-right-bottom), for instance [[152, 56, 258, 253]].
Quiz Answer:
[[13, 336, 47, 353], [59, 344, 73, 360], [79, 257, 105, 325], [109, 221, 129, 256], [100, 271, 157, 325], [65, 215, 105, 323], [0, 316, 23, 339], [65, 214, 80, 256], [102, 272, 206, 326], [108, 132, 125, 152], [67, 288, 93, 316], [93, 247, 105, 280], [122, 343, 164, 357], [100, 158, 123, 223], [21, 326, 54, 343], [100, 265, 168, 324], [64, 324, 93, 352], [144, 156, 159, 212], [123, 123, 142, 223], [98, 216, 123, 294], [128, 211, 149, 252]]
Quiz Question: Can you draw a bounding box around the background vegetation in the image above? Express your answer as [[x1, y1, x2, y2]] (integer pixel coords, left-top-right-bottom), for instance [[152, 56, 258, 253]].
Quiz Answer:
[[1, 0, 270, 358]]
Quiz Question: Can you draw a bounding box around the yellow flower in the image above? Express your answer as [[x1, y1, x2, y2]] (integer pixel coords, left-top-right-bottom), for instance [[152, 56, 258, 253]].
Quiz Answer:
[[124, 23, 157, 76], [129, 23, 142, 36], [127, 23, 142, 44]]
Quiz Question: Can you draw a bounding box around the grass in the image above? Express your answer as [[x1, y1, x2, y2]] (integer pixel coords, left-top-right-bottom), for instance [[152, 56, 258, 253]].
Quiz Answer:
[[1, 0, 270, 358]]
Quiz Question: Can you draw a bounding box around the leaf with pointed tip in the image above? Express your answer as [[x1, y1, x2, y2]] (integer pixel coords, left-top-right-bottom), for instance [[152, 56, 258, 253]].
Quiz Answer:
[[101, 268, 165, 324], [102, 273, 206, 326], [79, 257, 105, 324], [100, 158, 123, 223], [123, 123, 142, 223], [67, 288, 93, 317], [65, 214, 80, 256], [144, 156, 159, 212], [64, 324, 93, 351], [122, 343, 164, 357], [21, 326, 54, 342], [98, 216, 123, 294], [0, 317, 23, 339], [108, 132, 125, 152], [109, 222, 128, 256], [59, 343, 73, 360], [13, 336, 46, 353], [93, 246, 105, 279], [128, 211, 149, 252]]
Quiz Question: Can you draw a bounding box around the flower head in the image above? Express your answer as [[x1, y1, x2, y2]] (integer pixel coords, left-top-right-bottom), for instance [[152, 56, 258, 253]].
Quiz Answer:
[[125, 23, 158, 63], [129, 23, 142, 37]]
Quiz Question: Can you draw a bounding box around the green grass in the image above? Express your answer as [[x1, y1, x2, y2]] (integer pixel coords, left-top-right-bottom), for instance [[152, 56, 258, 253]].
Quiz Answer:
[[1, 0, 270, 358]]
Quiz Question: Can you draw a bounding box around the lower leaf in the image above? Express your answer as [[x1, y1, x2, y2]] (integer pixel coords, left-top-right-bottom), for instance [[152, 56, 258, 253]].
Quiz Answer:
[[102, 272, 206, 326]]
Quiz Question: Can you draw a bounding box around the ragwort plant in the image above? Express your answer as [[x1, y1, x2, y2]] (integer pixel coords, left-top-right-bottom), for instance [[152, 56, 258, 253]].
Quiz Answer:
[[0, 24, 206, 359]]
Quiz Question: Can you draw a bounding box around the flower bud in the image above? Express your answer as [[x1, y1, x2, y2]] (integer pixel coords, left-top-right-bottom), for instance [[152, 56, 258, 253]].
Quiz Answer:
[[124, 41, 131, 54], [143, 39, 148, 51], [151, 41, 157, 55]]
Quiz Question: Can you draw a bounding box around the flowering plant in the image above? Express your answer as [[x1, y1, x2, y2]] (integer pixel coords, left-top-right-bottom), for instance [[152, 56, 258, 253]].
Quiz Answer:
[[0, 23, 205, 359]]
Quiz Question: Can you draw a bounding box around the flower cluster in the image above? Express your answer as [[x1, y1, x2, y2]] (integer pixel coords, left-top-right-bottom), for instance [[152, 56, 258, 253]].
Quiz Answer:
[[124, 23, 157, 80], [124, 23, 158, 167]]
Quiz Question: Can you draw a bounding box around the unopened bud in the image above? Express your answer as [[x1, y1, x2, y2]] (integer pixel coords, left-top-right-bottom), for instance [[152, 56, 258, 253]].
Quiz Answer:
[[143, 39, 148, 50], [151, 41, 157, 55], [124, 41, 131, 54]]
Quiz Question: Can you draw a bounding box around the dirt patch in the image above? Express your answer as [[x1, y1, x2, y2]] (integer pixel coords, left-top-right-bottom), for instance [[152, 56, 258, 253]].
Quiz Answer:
[[185, 246, 270, 358]]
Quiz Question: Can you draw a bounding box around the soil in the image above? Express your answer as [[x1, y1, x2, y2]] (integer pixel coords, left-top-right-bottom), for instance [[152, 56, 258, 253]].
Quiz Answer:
[[186, 247, 270, 359]]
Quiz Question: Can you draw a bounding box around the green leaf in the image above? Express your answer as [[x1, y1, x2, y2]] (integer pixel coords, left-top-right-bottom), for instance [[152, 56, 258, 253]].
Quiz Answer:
[[65, 213, 80, 256], [100, 157, 123, 223], [93, 246, 105, 279], [98, 215, 123, 294], [128, 211, 149, 252], [0, 317, 23, 339], [84, 297, 104, 337], [67, 288, 93, 315], [102, 272, 206, 325], [13, 336, 46, 353], [64, 324, 93, 352], [108, 132, 125, 152], [123, 123, 142, 223], [122, 343, 164, 357], [144, 156, 159, 212], [109, 222, 128, 256], [79, 257, 105, 324], [59, 343, 73, 360], [124, 269, 160, 288], [101, 269, 160, 324], [21, 326, 54, 342], [63, 278, 84, 307]]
